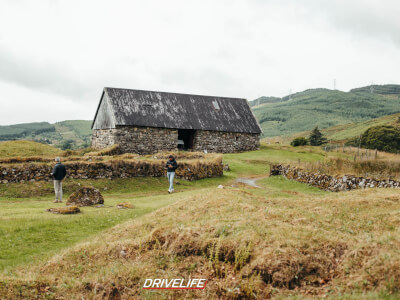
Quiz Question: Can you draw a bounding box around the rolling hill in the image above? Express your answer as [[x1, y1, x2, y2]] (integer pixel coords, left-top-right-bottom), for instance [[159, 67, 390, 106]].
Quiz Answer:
[[251, 84, 400, 137], [274, 112, 400, 145], [0, 120, 92, 149]]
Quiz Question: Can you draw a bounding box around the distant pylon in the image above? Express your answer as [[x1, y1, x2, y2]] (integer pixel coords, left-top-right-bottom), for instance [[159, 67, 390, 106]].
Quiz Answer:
[[333, 78, 337, 90]]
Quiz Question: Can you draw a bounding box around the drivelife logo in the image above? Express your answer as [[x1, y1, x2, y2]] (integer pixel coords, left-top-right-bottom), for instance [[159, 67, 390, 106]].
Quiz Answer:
[[142, 278, 207, 290]]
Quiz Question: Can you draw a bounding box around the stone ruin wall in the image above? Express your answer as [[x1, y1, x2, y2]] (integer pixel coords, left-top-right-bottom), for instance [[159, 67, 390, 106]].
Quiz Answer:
[[0, 159, 223, 184], [92, 126, 260, 154], [270, 164, 400, 192]]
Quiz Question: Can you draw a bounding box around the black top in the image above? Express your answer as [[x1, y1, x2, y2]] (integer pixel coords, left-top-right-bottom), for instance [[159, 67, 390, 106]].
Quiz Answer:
[[52, 163, 67, 180], [92, 87, 262, 134], [166, 159, 178, 172]]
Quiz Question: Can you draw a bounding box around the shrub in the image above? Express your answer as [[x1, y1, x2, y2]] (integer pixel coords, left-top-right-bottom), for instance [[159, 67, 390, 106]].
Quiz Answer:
[[361, 125, 400, 153], [290, 137, 309, 147]]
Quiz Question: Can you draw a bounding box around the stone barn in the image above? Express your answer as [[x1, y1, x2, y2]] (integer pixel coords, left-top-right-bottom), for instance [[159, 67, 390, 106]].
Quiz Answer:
[[91, 87, 262, 154]]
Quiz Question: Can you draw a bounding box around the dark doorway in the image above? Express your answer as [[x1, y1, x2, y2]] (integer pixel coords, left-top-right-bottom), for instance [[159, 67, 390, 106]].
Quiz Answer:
[[178, 129, 195, 150]]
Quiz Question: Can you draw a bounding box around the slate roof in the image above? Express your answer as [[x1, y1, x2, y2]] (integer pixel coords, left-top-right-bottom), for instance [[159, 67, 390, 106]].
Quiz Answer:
[[92, 87, 262, 134]]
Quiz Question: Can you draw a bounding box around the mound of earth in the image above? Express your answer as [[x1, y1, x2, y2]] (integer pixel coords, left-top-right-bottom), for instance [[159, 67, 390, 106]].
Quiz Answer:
[[66, 187, 104, 207], [47, 206, 80, 214]]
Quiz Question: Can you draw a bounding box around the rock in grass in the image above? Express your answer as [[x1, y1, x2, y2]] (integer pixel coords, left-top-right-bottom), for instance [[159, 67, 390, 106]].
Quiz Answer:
[[117, 202, 135, 209], [47, 206, 80, 214], [67, 186, 104, 207]]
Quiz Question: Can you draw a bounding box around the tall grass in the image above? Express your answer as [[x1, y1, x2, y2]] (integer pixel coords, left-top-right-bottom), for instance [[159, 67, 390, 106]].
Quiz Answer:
[[302, 147, 400, 179]]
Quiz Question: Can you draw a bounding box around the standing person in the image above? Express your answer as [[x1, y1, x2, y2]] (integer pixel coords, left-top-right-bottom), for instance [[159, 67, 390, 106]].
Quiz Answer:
[[165, 155, 178, 193], [51, 157, 67, 203]]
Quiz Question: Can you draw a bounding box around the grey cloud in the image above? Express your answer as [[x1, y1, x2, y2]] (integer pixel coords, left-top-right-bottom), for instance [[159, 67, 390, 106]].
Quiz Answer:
[[158, 67, 243, 97], [0, 47, 90, 99], [304, 0, 400, 47]]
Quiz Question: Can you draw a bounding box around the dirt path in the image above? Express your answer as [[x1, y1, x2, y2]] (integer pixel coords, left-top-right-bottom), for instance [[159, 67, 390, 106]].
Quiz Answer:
[[235, 176, 268, 188]]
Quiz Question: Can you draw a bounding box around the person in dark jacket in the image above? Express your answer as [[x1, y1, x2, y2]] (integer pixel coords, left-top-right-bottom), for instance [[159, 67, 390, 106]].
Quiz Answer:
[[51, 157, 67, 203], [165, 155, 178, 193]]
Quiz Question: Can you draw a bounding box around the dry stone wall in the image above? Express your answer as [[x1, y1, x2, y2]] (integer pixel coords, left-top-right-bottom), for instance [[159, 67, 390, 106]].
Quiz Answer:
[[270, 164, 400, 192], [0, 158, 223, 184], [193, 131, 260, 153]]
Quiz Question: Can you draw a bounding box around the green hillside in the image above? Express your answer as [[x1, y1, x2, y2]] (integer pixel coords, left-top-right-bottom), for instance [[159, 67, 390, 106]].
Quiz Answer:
[[281, 112, 400, 144], [322, 113, 400, 142], [249, 96, 284, 107], [58, 120, 92, 137], [0, 122, 55, 141], [54, 120, 92, 148], [251, 84, 400, 137], [0, 120, 92, 149]]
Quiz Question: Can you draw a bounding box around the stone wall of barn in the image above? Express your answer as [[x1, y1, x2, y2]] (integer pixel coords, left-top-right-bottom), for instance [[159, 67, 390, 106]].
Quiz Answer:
[[91, 129, 117, 149], [91, 126, 178, 155], [192, 131, 260, 153], [92, 126, 260, 154]]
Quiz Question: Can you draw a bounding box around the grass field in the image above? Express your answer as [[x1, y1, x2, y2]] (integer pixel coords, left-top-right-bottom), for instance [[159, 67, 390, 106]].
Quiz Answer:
[[0, 140, 63, 158], [1, 144, 400, 299]]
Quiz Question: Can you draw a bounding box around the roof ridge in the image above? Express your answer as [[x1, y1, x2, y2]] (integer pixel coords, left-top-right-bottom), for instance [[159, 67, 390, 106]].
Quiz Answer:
[[104, 87, 246, 101]]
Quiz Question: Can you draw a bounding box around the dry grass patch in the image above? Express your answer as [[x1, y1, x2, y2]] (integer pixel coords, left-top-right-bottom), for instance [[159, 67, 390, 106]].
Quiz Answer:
[[3, 185, 400, 299], [46, 206, 80, 214], [301, 147, 400, 180], [116, 202, 135, 209]]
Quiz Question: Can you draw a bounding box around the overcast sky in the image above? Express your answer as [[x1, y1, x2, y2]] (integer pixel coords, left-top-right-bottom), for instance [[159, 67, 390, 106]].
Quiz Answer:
[[0, 0, 399, 125]]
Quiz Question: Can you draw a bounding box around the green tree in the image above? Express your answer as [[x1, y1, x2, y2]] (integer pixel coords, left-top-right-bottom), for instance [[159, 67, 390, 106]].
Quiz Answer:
[[308, 126, 327, 146], [360, 125, 400, 153], [61, 139, 75, 150], [290, 137, 309, 147]]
